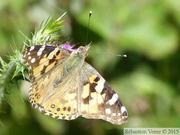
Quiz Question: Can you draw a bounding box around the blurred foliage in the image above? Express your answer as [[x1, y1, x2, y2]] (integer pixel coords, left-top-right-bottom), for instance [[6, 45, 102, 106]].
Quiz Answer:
[[0, 0, 180, 135]]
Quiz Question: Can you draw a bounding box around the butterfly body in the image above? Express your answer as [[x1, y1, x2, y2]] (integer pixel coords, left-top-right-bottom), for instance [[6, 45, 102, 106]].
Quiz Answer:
[[22, 45, 128, 125]]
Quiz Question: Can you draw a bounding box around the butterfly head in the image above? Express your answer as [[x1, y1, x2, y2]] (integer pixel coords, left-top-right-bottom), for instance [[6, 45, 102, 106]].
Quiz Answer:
[[72, 45, 91, 58]]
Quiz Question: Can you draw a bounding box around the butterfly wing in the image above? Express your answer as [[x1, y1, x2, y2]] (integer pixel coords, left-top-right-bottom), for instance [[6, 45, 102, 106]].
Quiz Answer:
[[23, 45, 128, 125], [29, 66, 80, 120], [78, 62, 128, 125], [23, 45, 79, 120], [22, 45, 70, 81]]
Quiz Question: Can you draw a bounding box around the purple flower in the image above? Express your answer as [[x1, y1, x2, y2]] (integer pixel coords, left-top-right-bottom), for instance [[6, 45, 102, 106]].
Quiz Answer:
[[61, 44, 77, 52]]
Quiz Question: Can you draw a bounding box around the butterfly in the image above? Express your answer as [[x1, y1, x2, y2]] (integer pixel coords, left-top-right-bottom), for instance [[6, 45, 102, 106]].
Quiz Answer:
[[22, 44, 128, 125]]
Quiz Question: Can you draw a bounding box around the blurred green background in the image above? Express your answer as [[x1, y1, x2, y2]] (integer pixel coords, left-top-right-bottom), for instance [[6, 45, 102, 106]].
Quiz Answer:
[[0, 0, 180, 135]]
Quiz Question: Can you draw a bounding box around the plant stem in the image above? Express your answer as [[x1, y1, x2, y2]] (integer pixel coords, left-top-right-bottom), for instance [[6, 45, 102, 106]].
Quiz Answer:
[[0, 62, 16, 101]]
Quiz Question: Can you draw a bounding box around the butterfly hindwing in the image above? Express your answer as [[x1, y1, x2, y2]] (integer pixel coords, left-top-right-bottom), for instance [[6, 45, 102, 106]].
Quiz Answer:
[[30, 71, 79, 120], [30, 79, 79, 120]]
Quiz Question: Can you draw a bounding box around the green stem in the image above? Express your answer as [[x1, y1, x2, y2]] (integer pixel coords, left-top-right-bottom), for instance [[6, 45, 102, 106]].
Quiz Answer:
[[0, 62, 16, 101]]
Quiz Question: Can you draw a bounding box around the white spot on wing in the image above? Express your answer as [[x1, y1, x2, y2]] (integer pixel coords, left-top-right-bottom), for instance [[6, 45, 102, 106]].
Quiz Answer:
[[107, 93, 118, 105], [105, 108, 111, 114], [121, 106, 127, 114], [37, 45, 45, 56], [31, 58, 36, 63], [28, 56, 31, 60], [95, 78, 105, 93], [29, 46, 35, 51]]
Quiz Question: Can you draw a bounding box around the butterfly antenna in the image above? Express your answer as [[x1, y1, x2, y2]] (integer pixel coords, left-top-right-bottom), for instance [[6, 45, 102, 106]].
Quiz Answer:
[[90, 52, 127, 57], [85, 11, 92, 44]]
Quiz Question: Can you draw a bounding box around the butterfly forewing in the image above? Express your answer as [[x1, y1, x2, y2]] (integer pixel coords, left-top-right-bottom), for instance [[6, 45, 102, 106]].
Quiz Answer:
[[22, 45, 128, 125], [23, 45, 79, 120], [22, 45, 70, 81]]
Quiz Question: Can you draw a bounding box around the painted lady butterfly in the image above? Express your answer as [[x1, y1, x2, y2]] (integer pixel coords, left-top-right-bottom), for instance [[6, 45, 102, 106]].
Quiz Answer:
[[22, 44, 128, 125]]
